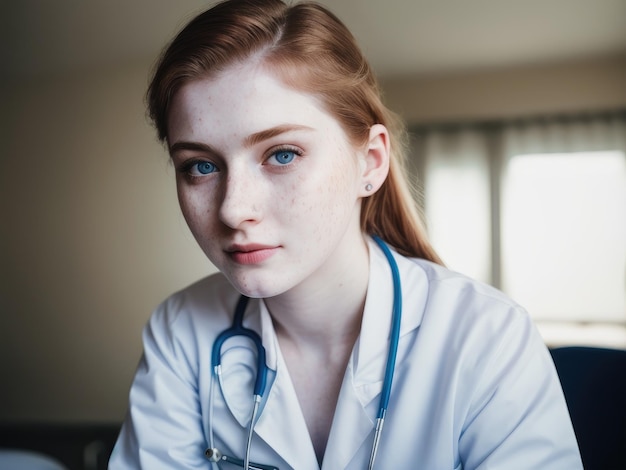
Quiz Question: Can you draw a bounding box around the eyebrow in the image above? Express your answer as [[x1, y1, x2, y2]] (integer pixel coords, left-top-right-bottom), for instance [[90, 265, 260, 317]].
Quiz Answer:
[[168, 141, 216, 156], [243, 124, 314, 148], [169, 124, 314, 156]]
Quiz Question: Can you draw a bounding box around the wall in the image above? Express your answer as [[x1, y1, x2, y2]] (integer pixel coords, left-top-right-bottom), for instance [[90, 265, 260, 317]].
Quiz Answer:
[[381, 54, 626, 124], [0, 64, 213, 423], [1, 54, 625, 423]]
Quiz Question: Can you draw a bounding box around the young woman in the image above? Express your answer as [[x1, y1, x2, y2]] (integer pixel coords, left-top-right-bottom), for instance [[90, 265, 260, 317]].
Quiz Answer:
[[110, 0, 582, 468]]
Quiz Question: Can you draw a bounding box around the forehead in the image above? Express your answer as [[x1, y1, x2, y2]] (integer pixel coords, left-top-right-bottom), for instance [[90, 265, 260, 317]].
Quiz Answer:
[[166, 61, 347, 146]]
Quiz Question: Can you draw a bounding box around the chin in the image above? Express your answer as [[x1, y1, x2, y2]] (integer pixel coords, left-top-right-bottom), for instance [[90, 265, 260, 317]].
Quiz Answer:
[[223, 271, 290, 299]]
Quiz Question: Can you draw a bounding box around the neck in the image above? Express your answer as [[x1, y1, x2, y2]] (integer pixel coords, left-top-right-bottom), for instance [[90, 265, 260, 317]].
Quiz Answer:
[[265, 234, 370, 352]]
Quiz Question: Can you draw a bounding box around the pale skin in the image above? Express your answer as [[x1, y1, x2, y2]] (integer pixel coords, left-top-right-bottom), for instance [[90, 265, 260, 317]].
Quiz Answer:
[[167, 57, 390, 463]]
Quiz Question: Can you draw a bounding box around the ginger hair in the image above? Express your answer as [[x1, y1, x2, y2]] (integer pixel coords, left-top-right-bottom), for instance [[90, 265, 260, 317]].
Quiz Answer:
[[147, 0, 441, 263]]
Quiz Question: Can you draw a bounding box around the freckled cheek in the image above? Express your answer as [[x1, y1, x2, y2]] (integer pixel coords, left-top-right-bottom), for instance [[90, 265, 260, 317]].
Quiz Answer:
[[286, 179, 348, 239], [177, 188, 218, 235]]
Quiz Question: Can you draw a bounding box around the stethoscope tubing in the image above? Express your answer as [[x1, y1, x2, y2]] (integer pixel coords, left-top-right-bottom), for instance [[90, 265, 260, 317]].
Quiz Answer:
[[212, 295, 268, 397], [372, 236, 402, 417], [367, 235, 402, 469], [207, 236, 402, 469]]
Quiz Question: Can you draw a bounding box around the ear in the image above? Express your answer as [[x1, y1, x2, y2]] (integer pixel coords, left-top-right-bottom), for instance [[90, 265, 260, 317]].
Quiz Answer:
[[358, 124, 390, 197]]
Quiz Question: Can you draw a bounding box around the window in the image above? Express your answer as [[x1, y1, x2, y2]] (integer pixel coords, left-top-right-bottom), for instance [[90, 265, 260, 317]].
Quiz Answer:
[[412, 114, 626, 347], [501, 151, 626, 323]]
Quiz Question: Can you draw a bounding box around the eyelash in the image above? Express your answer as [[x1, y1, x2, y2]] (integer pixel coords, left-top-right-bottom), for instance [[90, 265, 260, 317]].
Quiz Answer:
[[177, 159, 219, 178], [265, 146, 303, 166]]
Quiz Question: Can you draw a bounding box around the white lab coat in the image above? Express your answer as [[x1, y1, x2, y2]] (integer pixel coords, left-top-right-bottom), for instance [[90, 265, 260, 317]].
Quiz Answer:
[[110, 239, 582, 469]]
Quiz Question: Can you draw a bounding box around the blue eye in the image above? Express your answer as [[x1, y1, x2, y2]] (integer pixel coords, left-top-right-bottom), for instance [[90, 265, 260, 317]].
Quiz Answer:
[[271, 150, 297, 165], [193, 161, 217, 175]]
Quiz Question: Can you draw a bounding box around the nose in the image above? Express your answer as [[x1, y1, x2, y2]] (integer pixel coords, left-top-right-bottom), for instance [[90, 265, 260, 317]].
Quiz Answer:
[[218, 169, 262, 229]]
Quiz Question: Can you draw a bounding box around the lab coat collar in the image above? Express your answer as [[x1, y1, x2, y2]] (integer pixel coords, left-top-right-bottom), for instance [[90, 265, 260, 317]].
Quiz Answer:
[[353, 238, 426, 391], [255, 305, 320, 469], [322, 238, 428, 468]]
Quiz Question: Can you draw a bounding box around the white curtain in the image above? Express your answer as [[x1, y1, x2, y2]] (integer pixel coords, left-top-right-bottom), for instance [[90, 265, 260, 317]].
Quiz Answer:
[[420, 128, 492, 283], [413, 112, 626, 325]]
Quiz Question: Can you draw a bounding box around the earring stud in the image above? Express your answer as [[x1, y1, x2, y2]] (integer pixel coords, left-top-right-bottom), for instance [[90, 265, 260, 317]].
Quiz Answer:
[[365, 183, 373, 191]]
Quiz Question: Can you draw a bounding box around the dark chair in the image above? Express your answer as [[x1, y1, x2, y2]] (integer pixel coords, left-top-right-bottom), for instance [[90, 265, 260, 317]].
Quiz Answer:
[[0, 423, 120, 470], [550, 346, 626, 470], [0, 449, 68, 469]]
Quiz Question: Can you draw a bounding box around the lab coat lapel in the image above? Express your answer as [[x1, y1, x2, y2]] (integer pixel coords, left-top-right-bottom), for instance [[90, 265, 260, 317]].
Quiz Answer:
[[358, 238, 427, 368], [323, 239, 428, 469], [254, 348, 320, 470], [322, 240, 395, 468], [253, 301, 320, 470], [321, 359, 381, 469]]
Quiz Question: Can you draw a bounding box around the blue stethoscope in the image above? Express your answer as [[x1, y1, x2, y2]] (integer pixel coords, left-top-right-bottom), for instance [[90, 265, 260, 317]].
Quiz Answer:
[[205, 236, 402, 470]]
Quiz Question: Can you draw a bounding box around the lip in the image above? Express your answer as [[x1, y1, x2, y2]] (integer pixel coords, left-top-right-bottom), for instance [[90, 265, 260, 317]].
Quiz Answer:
[[226, 244, 279, 265]]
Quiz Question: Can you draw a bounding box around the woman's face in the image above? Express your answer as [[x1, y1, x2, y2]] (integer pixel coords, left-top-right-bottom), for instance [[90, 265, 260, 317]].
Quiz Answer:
[[166, 61, 368, 298]]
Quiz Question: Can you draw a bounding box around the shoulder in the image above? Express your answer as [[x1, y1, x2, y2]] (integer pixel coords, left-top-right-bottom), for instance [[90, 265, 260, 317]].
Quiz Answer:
[[368, 239, 530, 340], [405, 255, 526, 319], [393, 253, 535, 354], [146, 272, 239, 338]]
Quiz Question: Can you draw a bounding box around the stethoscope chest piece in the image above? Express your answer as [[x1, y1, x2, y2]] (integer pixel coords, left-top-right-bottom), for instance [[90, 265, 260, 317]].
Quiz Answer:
[[205, 447, 221, 462]]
